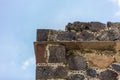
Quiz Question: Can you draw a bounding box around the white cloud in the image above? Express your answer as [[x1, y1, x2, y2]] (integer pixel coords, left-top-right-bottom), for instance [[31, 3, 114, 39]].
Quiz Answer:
[[22, 57, 35, 70]]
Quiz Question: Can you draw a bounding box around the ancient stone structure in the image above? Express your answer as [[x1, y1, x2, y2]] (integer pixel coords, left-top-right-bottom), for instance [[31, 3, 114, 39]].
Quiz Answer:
[[34, 21, 120, 80]]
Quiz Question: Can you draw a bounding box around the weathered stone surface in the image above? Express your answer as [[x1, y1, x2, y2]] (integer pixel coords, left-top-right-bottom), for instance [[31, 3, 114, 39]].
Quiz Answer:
[[36, 66, 67, 79], [67, 74, 85, 80], [111, 63, 120, 72], [90, 22, 106, 32], [85, 54, 114, 68], [54, 66, 67, 78], [99, 69, 118, 80], [36, 45, 46, 63], [114, 53, 120, 62], [97, 29, 120, 41], [37, 29, 50, 41], [76, 30, 94, 41], [68, 54, 87, 70], [36, 66, 54, 79], [66, 21, 106, 32], [66, 21, 91, 32], [48, 45, 66, 63], [87, 68, 97, 77], [57, 31, 76, 41]]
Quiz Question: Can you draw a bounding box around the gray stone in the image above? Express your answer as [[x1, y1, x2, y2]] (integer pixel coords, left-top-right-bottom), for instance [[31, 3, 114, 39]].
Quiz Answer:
[[66, 21, 91, 32], [90, 22, 106, 32], [37, 29, 50, 41], [54, 66, 67, 78], [99, 69, 118, 80], [76, 30, 94, 41], [87, 68, 97, 77], [36, 66, 54, 79], [97, 29, 120, 41], [48, 45, 66, 63], [57, 31, 76, 41], [68, 54, 87, 70], [111, 63, 120, 72], [67, 74, 85, 80]]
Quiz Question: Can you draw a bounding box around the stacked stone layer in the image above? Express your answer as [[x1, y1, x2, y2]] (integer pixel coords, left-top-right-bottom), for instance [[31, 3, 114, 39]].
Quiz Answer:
[[35, 22, 120, 80]]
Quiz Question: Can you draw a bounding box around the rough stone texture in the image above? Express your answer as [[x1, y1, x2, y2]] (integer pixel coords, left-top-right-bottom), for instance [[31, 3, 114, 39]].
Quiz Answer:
[[68, 54, 87, 70], [99, 69, 118, 80], [36, 45, 46, 63], [48, 45, 66, 63], [37, 29, 50, 41], [85, 54, 114, 68], [76, 30, 94, 41], [36, 66, 54, 79], [111, 63, 120, 72], [114, 53, 120, 62], [66, 21, 106, 32], [86, 68, 97, 77], [67, 74, 85, 80], [36, 66, 67, 79], [54, 66, 67, 78], [57, 31, 76, 41], [97, 29, 120, 41], [66, 22, 91, 32]]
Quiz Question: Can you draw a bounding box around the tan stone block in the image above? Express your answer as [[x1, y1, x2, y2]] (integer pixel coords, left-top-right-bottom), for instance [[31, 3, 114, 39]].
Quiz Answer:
[[114, 53, 120, 62], [85, 54, 114, 68]]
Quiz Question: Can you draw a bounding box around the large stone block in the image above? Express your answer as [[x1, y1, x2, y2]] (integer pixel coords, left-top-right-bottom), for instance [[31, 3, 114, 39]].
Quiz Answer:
[[36, 66, 67, 79], [68, 54, 87, 70], [37, 29, 50, 41], [56, 31, 76, 41], [85, 54, 114, 68], [48, 45, 66, 63], [36, 44, 47, 63]]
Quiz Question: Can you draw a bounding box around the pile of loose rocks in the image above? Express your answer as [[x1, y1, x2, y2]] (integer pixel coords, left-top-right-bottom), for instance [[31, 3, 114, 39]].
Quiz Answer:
[[37, 21, 120, 41]]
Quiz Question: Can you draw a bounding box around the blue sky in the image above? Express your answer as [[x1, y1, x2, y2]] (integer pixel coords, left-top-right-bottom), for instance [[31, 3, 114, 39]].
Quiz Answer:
[[0, 0, 120, 80]]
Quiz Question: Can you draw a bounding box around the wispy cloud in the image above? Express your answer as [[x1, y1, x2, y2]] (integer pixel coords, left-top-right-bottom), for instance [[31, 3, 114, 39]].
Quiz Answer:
[[22, 57, 35, 70]]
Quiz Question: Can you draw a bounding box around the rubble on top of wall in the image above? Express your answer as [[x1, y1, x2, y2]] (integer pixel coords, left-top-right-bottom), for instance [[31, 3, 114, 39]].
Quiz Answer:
[[37, 22, 120, 41]]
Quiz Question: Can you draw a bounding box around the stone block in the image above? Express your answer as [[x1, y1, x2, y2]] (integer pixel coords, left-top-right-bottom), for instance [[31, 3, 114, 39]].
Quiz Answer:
[[56, 31, 76, 41], [36, 66, 67, 79], [67, 74, 85, 80], [85, 54, 114, 68], [99, 69, 118, 80], [111, 63, 120, 72], [36, 44, 47, 63], [68, 54, 87, 70], [36, 66, 54, 79], [76, 30, 94, 41], [48, 45, 66, 63], [37, 29, 50, 41]]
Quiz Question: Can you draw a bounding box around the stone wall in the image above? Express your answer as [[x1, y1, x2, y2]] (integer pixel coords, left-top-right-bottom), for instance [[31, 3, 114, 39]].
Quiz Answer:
[[34, 22, 120, 80]]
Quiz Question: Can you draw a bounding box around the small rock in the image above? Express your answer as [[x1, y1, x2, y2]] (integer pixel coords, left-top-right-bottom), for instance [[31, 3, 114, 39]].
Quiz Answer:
[[87, 68, 97, 77], [99, 69, 118, 80], [67, 74, 85, 80], [111, 63, 120, 72], [68, 54, 87, 70]]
